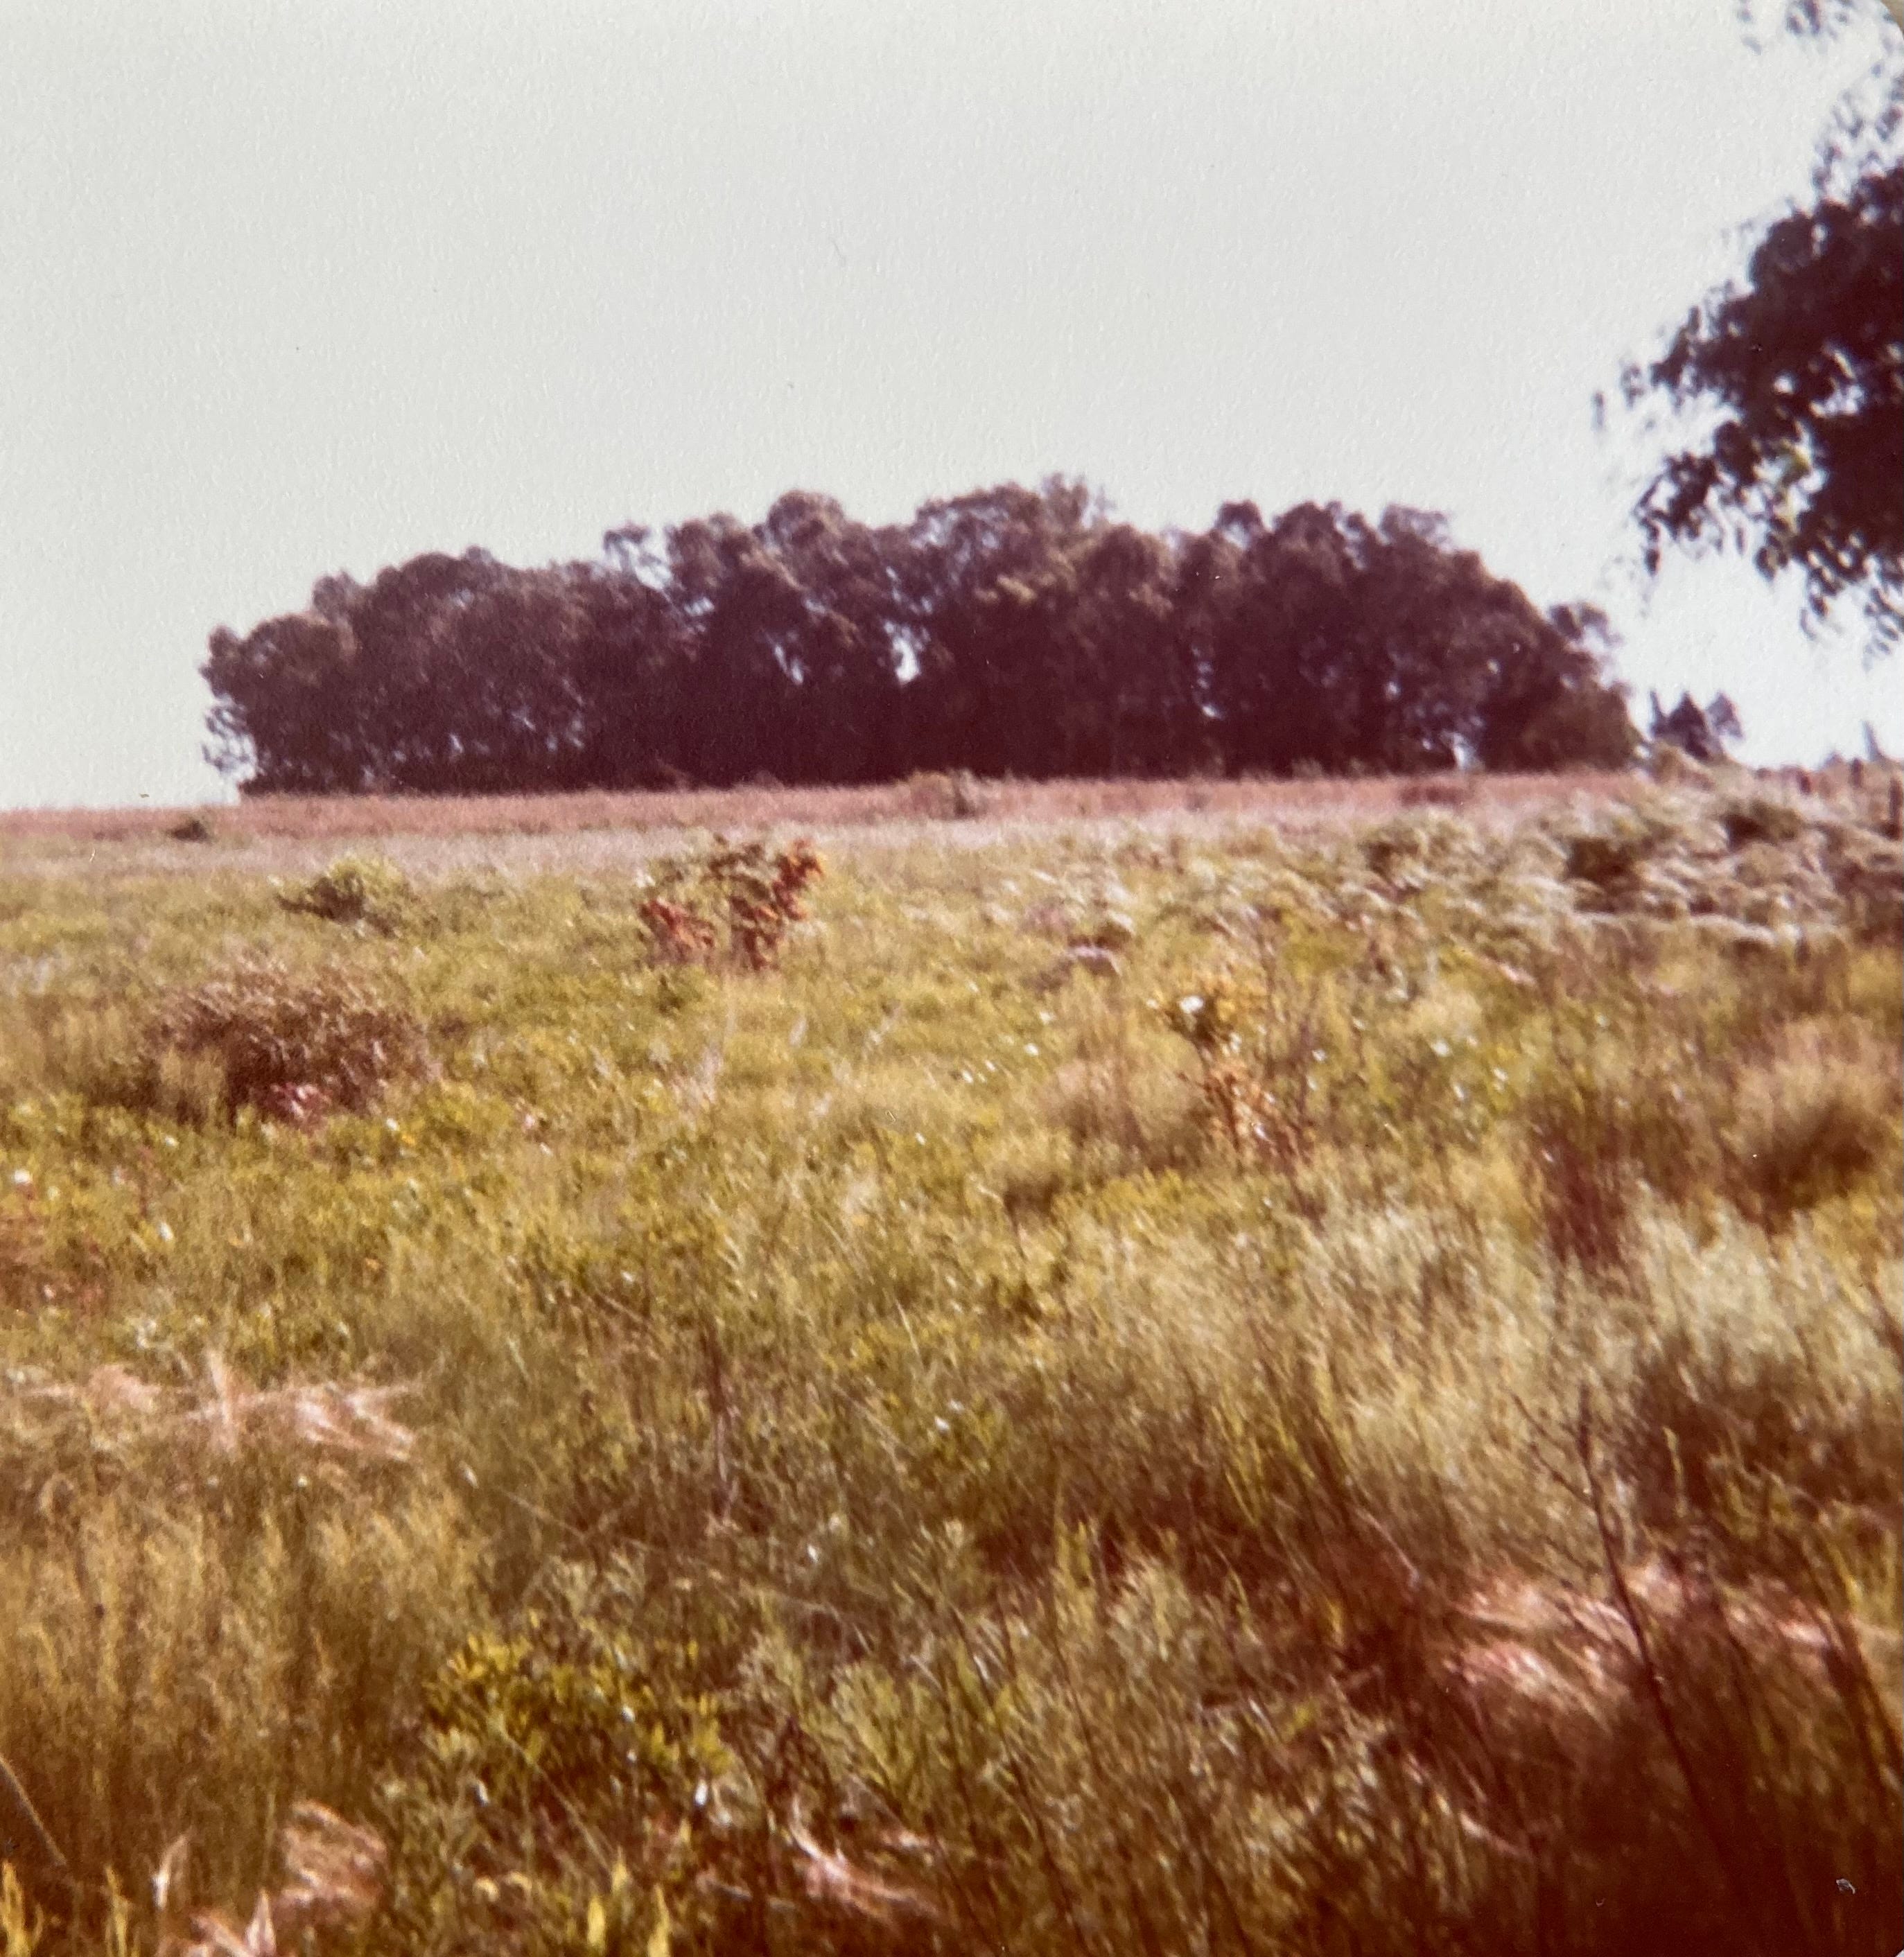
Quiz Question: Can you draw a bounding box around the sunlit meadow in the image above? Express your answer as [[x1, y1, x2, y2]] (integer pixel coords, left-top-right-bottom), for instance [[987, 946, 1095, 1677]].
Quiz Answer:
[[0, 764, 1898, 1956]]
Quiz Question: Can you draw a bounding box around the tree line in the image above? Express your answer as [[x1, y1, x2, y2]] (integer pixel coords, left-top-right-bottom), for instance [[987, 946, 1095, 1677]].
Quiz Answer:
[[203, 482, 1639, 795]]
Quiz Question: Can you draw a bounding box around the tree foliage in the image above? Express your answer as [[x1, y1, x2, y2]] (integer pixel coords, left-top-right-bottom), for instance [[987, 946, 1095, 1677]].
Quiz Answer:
[[1649, 690, 1745, 764], [1625, 2, 1903, 647], [203, 482, 1636, 793]]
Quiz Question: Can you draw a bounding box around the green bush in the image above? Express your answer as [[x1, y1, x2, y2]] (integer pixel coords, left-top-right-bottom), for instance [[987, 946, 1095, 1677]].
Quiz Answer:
[[381, 1558, 728, 1954], [280, 854, 417, 933]]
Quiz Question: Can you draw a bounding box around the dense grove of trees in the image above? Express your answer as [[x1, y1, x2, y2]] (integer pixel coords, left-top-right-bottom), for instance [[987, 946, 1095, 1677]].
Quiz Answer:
[[204, 483, 1637, 793]]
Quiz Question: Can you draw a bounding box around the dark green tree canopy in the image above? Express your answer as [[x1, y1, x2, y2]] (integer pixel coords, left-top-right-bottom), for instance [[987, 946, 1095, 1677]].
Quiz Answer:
[[1626, 159, 1903, 642], [1625, 2, 1903, 647], [203, 483, 1636, 794]]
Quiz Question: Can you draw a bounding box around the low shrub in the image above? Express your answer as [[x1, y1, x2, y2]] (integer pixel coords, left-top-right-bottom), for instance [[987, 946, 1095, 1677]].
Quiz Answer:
[[1562, 814, 1663, 909], [381, 1557, 729, 1952], [280, 855, 417, 934], [1720, 793, 1805, 848], [902, 769, 990, 820], [1646, 741, 1710, 788], [638, 838, 823, 972], [144, 957, 431, 1120]]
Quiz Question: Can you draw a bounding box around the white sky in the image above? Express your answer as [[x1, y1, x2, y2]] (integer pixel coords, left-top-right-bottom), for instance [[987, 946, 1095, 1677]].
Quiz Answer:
[[3, 0, 1900, 807]]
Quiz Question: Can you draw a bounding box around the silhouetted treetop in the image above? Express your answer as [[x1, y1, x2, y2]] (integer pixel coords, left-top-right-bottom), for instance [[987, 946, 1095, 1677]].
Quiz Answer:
[[1627, 160, 1903, 644], [1626, 0, 1903, 647]]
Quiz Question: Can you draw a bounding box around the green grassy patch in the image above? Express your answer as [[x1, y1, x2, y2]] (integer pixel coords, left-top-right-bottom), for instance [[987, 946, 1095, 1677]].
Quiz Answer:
[[0, 776, 1897, 1955]]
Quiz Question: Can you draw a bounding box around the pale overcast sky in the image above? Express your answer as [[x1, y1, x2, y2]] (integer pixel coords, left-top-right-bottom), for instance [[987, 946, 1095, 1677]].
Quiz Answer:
[[2, 0, 1900, 807]]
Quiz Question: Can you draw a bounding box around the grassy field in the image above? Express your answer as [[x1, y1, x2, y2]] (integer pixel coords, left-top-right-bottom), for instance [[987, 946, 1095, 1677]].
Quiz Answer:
[[0, 771, 1632, 852], [0, 766, 1897, 1954]]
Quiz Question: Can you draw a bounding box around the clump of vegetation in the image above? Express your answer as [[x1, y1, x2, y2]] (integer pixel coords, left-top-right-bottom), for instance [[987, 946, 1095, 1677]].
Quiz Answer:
[[280, 854, 417, 933], [903, 769, 990, 820], [1729, 1028, 1898, 1228], [1826, 822, 1904, 942], [1561, 807, 1666, 907], [1646, 739, 1710, 787], [638, 837, 823, 971], [383, 1560, 731, 1950], [1721, 791, 1805, 848], [144, 956, 430, 1120]]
